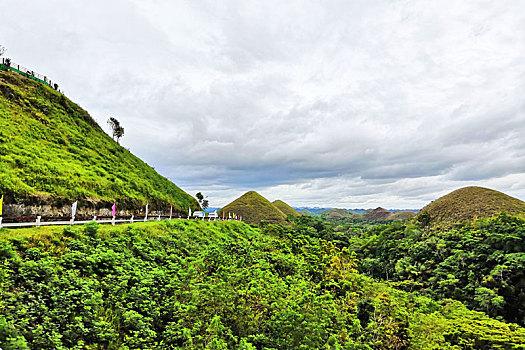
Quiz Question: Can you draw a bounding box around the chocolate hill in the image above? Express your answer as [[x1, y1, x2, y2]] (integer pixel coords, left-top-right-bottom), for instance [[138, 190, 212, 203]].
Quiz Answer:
[[219, 191, 287, 225], [321, 208, 360, 221], [416, 186, 525, 225], [390, 211, 417, 220], [363, 207, 391, 221], [272, 200, 300, 217]]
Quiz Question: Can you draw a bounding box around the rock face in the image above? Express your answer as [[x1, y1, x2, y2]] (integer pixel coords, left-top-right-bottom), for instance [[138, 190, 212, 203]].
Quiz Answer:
[[0, 69, 199, 217], [416, 186, 525, 225], [363, 207, 391, 221], [219, 191, 287, 225], [272, 200, 300, 217]]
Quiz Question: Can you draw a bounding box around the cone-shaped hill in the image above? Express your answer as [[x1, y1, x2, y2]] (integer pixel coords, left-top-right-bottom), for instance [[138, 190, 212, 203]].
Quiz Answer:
[[321, 208, 355, 220], [0, 69, 199, 216], [219, 191, 287, 225], [272, 200, 300, 217], [417, 186, 525, 225], [363, 207, 391, 220], [390, 211, 417, 221]]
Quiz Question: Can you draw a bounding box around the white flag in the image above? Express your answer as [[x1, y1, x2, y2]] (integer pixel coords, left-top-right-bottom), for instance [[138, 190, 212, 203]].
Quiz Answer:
[[188, 207, 192, 217], [71, 201, 78, 218], [145, 203, 149, 216]]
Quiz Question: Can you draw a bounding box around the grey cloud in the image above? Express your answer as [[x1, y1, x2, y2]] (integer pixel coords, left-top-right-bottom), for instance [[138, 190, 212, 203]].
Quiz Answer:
[[1, 0, 524, 207]]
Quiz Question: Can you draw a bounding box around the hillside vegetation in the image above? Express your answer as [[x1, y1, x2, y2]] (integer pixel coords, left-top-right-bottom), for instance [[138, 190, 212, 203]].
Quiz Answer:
[[219, 191, 287, 225], [0, 70, 199, 214], [416, 186, 525, 226], [1, 220, 524, 349], [272, 200, 300, 217]]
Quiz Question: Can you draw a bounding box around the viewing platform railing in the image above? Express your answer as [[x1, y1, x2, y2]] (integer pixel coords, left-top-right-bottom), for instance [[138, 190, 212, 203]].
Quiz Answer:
[[0, 57, 62, 93]]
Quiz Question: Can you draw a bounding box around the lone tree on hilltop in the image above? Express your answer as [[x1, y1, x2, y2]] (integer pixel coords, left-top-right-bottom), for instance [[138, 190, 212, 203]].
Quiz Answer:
[[107, 117, 125, 144], [196, 192, 209, 210]]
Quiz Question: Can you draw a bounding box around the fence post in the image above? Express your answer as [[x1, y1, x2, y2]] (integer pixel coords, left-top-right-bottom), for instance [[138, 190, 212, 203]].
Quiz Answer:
[[112, 216, 115, 226], [130, 215, 134, 224], [36, 216, 41, 227], [157, 215, 161, 221], [0, 217, 2, 228], [93, 215, 97, 222]]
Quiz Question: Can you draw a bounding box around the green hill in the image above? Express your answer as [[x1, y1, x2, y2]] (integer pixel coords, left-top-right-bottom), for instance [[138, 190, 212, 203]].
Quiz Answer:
[[416, 186, 525, 226], [219, 191, 287, 225], [0, 69, 199, 215], [0, 221, 523, 349], [272, 200, 300, 217]]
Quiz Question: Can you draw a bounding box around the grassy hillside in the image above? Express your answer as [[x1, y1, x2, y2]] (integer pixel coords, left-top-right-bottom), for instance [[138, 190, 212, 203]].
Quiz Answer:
[[0, 70, 199, 214], [219, 191, 287, 225], [272, 200, 300, 217], [416, 186, 525, 226], [1, 220, 524, 349]]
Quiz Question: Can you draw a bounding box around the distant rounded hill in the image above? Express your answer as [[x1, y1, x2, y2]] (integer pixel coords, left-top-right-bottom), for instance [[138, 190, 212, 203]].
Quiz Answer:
[[417, 186, 525, 225], [390, 211, 417, 221], [321, 208, 360, 220], [272, 200, 300, 217], [363, 207, 391, 221], [219, 191, 287, 225]]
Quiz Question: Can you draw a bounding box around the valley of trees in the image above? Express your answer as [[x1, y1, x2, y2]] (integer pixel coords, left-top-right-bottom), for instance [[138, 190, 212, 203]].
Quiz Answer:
[[288, 213, 525, 326]]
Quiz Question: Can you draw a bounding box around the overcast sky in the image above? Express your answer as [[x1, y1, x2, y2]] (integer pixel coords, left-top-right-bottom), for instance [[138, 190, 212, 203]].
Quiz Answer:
[[1, 0, 524, 208]]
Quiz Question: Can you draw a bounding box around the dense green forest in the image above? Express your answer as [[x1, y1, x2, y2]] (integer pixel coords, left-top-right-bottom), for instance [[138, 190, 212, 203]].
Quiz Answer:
[[1, 220, 524, 349], [287, 213, 525, 326], [0, 70, 198, 212]]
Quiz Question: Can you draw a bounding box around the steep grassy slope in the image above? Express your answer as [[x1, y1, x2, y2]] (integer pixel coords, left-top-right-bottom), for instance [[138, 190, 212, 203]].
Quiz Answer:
[[0, 70, 199, 214], [272, 199, 300, 217], [416, 186, 525, 226], [219, 191, 287, 225], [0, 221, 523, 349]]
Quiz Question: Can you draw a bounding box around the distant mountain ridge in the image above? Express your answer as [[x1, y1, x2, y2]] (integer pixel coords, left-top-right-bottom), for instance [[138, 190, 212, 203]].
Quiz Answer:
[[295, 207, 420, 216]]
